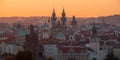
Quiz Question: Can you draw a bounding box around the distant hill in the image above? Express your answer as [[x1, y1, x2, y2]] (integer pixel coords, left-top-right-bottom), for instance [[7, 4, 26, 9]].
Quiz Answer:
[[98, 14, 120, 25], [0, 14, 120, 25], [76, 14, 120, 25]]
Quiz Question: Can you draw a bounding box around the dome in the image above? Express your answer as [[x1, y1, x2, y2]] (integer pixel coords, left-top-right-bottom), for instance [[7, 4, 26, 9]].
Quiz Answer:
[[57, 32, 65, 38], [43, 22, 49, 28], [17, 30, 27, 37]]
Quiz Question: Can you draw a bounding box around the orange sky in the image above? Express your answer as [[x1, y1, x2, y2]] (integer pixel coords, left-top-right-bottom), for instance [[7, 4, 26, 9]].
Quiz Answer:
[[0, 0, 120, 17]]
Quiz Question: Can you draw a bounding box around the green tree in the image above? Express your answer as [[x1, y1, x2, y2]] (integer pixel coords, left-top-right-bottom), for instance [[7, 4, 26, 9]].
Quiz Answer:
[[5, 50, 33, 60], [104, 52, 119, 60], [15, 50, 33, 60], [93, 58, 97, 60], [5, 55, 15, 60], [46, 57, 54, 60], [1, 53, 11, 58]]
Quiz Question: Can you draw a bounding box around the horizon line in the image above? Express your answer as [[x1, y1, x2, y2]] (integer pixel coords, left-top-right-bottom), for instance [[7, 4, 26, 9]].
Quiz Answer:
[[0, 14, 120, 18]]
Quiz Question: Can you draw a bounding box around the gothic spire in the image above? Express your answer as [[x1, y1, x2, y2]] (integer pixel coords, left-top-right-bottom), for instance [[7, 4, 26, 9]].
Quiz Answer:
[[61, 8, 67, 26], [51, 8, 56, 21], [92, 22, 97, 37], [52, 8, 56, 17], [51, 8, 57, 28], [62, 8, 66, 17], [91, 21, 98, 42]]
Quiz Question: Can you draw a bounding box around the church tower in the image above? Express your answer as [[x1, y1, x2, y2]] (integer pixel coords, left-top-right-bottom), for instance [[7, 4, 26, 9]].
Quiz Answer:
[[70, 16, 78, 32], [25, 25, 44, 60], [51, 8, 57, 28], [50, 9, 57, 37], [90, 23, 100, 60], [91, 23, 99, 42], [25, 25, 39, 51], [61, 8, 67, 26], [42, 22, 50, 39], [48, 17, 51, 27]]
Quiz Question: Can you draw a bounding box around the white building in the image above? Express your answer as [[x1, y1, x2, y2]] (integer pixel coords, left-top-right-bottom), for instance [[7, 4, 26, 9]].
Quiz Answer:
[[113, 47, 120, 60], [57, 46, 88, 60], [43, 44, 58, 60], [0, 43, 24, 54]]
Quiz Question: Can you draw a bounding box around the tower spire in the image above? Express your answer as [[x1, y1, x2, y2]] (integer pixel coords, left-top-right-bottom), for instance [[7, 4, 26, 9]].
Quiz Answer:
[[51, 8, 56, 21], [51, 8, 57, 28], [61, 8, 67, 26], [62, 8, 65, 17], [92, 22, 97, 37], [52, 8, 56, 17], [91, 21, 98, 42]]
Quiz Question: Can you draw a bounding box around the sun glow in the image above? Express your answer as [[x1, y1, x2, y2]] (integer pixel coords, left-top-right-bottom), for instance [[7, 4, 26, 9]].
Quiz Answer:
[[0, 0, 120, 17]]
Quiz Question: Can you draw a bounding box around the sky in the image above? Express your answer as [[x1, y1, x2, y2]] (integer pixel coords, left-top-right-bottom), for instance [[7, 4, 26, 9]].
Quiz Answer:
[[0, 0, 120, 17]]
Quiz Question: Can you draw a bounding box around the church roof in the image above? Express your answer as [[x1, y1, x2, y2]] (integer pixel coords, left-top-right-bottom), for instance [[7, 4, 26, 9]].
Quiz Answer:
[[57, 32, 65, 38], [43, 22, 49, 28], [68, 28, 74, 35], [0, 33, 15, 44], [58, 46, 85, 53], [17, 30, 27, 37]]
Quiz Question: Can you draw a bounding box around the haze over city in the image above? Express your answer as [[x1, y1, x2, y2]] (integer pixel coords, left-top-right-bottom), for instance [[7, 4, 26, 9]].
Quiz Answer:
[[0, 0, 120, 17], [0, 0, 120, 60]]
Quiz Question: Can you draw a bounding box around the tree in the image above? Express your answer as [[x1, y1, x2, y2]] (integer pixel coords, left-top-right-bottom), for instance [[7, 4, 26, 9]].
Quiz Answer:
[[4, 50, 33, 60], [115, 57, 119, 60], [15, 50, 33, 60], [1, 53, 11, 58], [104, 52, 119, 60], [5, 55, 15, 60], [93, 58, 97, 60], [46, 57, 54, 60]]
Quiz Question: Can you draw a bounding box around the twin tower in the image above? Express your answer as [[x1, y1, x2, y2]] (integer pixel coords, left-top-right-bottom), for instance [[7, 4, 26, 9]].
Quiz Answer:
[[50, 8, 78, 37], [51, 8, 67, 28]]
